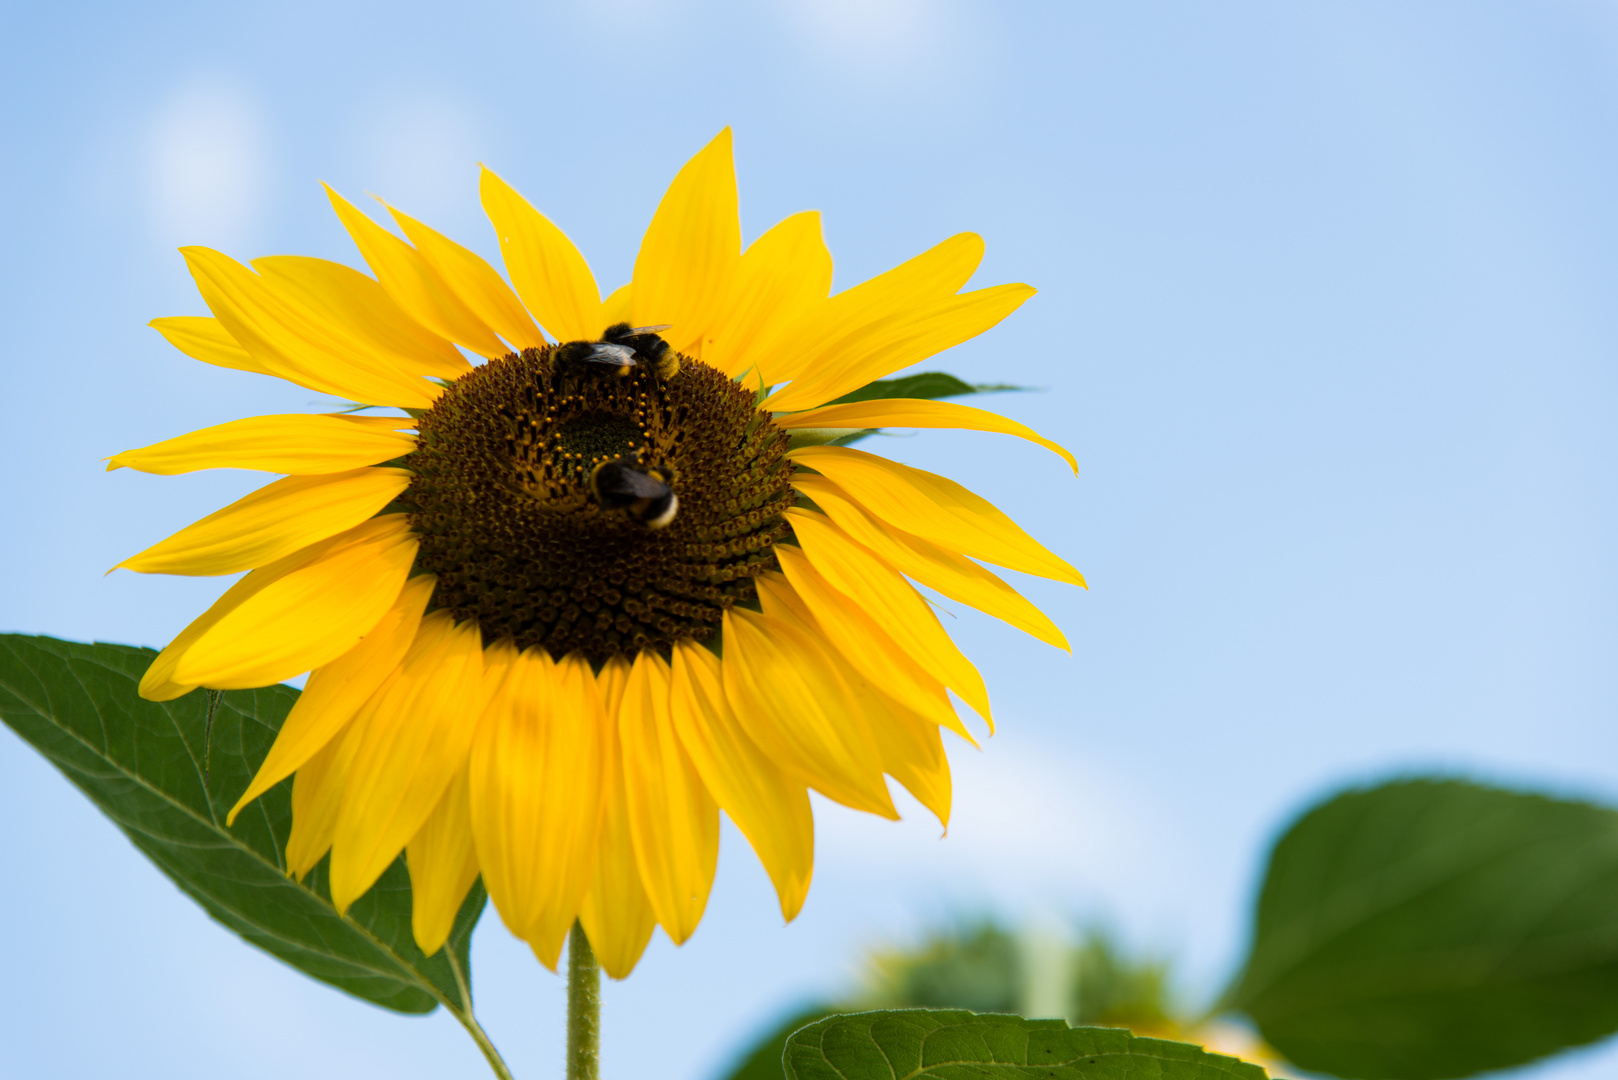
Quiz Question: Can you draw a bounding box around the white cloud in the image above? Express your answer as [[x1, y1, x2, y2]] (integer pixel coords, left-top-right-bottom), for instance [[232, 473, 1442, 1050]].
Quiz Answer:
[[354, 97, 483, 225], [145, 81, 267, 249], [815, 733, 1189, 919], [779, 0, 947, 69]]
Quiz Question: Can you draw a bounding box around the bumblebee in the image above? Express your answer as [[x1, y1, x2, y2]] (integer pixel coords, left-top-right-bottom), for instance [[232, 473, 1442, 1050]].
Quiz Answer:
[[589, 460, 679, 530], [553, 323, 679, 379]]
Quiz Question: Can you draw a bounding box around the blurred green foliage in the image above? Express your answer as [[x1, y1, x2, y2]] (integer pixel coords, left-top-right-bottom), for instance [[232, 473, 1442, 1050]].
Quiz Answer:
[[716, 922, 1192, 1080], [860, 922, 1177, 1034], [863, 923, 1023, 1015]]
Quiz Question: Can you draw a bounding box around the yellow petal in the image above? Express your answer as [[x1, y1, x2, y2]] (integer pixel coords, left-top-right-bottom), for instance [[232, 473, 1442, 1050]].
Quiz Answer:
[[150, 316, 264, 375], [754, 573, 953, 826], [761, 231, 985, 390], [329, 611, 486, 912], [787, 445, 1084, 586], [116, 467, 411, 576], [702, 211, 832, 381], [598, 653, 630, 713], [227, 574, 435, 826], [868, 697, 952, 828], [386, 201, 545, 350], [481, 166, 605, 344], [469, 649, 604, 970], [793, 473, 1069, 652], [169, 515, 418, 691], [139, 559, 296, 702], [407, 761, 481, 956], [620, 652, 719, 945], [670, 641, 814, 921], [778, 398, 1076, 474], [773, 545, 975, 744], [720, 606, 896, 819], [784, 508, 992, 724], [181, 247, 444, 409], [602, 283, 632, 326], [579, 656, 656, 980], [107, 413, 417, 476], [253, 255, 470, 380], [138, 515, 409, 701], [466, 641, 537, 939], [286, 702, 373, 878], [763, 283, 1035, 412], [325, 184, 509, 359], [630, 129, 740, 356]]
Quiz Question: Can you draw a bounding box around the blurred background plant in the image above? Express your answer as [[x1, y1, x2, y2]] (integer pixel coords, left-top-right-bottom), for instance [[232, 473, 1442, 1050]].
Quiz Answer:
[[859, 921, 1176, 1032], [716, 918, 1271, 1080], [712, 775, 1618, 1080]]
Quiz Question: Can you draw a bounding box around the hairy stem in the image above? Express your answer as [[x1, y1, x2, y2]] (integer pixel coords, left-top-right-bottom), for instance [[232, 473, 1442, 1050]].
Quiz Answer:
[[568, 922, 602, 1080]]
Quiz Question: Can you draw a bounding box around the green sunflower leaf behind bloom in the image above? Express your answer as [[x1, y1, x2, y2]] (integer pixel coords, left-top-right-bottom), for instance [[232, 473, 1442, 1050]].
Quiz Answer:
[[782, 1010, 1268, 1080], [0, 633, 485, 1015], [823, 371, 1024, 406], [784, 372, 1028, 450], [1225, 778, 1618, 1080]]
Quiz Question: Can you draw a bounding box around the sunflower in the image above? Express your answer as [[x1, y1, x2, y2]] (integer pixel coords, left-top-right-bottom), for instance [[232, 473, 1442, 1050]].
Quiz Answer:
[[110, 129, 1084, 979]]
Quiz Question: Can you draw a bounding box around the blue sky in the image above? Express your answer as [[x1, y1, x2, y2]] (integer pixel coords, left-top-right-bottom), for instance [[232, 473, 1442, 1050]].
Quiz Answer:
[[3, 1, 1618, 1078]]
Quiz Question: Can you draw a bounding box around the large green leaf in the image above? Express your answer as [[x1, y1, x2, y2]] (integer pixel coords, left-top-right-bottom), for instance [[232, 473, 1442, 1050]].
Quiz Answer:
[[825, 372, 1023, 406], [783, 1010, 1267, 1080], [1226, 778, 1618, 1079], [0, 633, 485, 1015]]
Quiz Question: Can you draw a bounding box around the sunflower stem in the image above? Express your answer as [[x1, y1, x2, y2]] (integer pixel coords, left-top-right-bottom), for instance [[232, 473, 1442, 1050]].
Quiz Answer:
[[567, 921, 601, 1080]]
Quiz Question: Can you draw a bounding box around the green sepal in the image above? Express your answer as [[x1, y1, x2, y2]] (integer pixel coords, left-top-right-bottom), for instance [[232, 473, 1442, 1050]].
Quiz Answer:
[[732, 366, 772, 408], [783, 1010, 1267, 1080], [1226, 777, 1618, 1079], [0, 634, 485, 1015]]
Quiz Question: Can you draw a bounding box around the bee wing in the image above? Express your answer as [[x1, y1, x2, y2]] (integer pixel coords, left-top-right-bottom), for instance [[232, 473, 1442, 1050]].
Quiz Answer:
[[595, 463, 672, 499], [585, 342, 638, 367], [625, 324, 673, 336]]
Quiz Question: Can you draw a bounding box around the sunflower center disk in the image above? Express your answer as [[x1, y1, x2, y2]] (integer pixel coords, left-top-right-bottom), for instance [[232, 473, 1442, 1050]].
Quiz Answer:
[[401, 347, 795, 662]]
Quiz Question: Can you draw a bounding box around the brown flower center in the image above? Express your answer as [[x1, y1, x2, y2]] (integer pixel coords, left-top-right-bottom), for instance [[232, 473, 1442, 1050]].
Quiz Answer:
[[401, 346, 795, 661]]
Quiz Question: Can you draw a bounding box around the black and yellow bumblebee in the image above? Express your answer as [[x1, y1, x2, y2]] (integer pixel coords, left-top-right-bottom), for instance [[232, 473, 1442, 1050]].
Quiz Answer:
[[553, 323, 678, 379], [589, 460, 679, 530]]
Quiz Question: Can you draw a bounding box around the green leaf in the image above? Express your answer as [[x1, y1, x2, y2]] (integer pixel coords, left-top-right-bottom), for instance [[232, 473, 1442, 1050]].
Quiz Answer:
[[780, 371, 1027, 449], [783, 1010, 1267, 1080], [0, 633, 485, 1015], [824, 372, 1024, 406], [718, 1005, 839, 1080], [1226, 778, 1618, 1079]]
